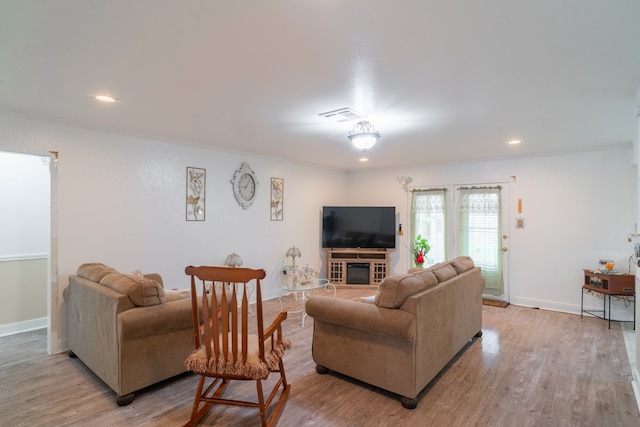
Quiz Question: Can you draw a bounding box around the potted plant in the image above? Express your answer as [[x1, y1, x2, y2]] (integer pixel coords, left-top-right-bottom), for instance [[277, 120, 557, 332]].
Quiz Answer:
[[410, 234, 430, 267]]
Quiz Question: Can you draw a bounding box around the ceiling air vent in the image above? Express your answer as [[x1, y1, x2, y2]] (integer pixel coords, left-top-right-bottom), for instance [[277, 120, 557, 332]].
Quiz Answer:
[[318, 107, 366, 123]]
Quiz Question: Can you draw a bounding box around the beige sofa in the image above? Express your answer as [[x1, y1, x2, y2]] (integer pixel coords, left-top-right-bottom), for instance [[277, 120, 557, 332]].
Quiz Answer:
[[306, 256, 484, 408], [64, 263, 194, 405]]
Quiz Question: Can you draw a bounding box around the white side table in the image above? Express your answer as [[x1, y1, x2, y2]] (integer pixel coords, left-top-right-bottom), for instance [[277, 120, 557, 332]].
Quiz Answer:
[[279, 278, 336, 327]]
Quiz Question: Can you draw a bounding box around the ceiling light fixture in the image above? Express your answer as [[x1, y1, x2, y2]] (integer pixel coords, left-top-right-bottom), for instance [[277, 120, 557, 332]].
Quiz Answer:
[[348, 121, 381, 151], [508, 139, 521, 145]]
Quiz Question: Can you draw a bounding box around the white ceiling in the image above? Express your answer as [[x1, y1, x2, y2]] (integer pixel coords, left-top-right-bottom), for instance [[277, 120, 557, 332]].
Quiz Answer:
[[1, 1, 639, 170]]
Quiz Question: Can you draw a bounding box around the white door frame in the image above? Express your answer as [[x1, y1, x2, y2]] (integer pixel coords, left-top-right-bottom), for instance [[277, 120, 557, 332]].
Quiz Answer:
[[47, 152, 59, 354]]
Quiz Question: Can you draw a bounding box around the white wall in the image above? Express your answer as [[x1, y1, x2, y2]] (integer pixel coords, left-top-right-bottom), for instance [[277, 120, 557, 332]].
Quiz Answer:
[[0, 113, 349, 353], [0, 151, 50, 256], [0, 259, 47, 333], [347, 145, 637, 315]]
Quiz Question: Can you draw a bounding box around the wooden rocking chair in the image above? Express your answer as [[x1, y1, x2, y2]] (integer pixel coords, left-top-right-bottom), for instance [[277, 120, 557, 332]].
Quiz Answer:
[[183, 266, 291, 426]]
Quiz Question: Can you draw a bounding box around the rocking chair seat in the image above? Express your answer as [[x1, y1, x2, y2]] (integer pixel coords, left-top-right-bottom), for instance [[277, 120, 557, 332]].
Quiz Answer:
[[185, 334, 291, 380]]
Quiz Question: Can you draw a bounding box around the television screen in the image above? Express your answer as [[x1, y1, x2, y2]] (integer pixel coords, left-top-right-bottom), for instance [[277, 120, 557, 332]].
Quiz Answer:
[[322, 206, 396, 249]]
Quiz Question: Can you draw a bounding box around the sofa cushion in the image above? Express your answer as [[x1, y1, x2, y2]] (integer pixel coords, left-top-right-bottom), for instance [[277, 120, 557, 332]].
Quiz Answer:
[[143, 273, 164, 288], [430, 263, 458, 282], [426, 261, 449, 270], [450, 256, 475, 274], [99, 273, 166, 307], [412, 269, 439, 285], [77, 263, 118, 282], [165, 289, 191, 302], [375, 271, 437, 309]]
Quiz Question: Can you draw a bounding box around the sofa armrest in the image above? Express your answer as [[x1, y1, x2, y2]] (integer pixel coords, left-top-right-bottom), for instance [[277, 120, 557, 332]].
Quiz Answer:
[[306, 295, 414, 341], [118, 297, 194, 340]]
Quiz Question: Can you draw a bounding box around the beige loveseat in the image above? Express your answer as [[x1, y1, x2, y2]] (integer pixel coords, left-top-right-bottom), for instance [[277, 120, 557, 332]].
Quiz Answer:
[[64, 263, 194, 405], [305, 256, 484, 408]]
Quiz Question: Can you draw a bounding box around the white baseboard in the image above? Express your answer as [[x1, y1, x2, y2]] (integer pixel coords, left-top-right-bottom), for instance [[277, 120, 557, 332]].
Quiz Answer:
[[511, 296, 636, 320], [510, 296, 581, 314], [0, 317, 47, 337]]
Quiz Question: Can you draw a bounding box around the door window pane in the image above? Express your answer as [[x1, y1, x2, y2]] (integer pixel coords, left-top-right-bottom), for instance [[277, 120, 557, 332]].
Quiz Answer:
[[410, 189, 446, 265], [458, 187, 502, 292]]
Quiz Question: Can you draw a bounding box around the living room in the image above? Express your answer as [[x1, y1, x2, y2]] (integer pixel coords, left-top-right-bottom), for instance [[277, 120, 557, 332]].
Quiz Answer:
[[1, 112, 636, 342], [1, 116, 638, 425], [1, 2, 639, 425]]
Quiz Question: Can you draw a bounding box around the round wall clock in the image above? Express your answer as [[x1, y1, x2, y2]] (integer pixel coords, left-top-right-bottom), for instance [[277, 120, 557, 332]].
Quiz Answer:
[[230, 162, 258, 209]]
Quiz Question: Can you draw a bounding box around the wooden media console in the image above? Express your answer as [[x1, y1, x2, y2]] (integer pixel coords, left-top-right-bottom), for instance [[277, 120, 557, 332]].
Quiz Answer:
[[326, 249, 390, 288]]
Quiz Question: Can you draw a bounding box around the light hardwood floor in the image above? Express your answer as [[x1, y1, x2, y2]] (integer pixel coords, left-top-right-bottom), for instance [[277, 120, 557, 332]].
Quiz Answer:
[[1, 289, 639, 427]]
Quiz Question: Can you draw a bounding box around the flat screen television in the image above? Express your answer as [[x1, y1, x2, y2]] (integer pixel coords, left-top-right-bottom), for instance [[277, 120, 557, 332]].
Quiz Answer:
[[322, 206, 396, 249]]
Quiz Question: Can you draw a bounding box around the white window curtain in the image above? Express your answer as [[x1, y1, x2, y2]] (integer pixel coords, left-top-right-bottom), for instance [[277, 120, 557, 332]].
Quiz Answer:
[[410, 189, 446, 265], [458, 186, 502, 291]]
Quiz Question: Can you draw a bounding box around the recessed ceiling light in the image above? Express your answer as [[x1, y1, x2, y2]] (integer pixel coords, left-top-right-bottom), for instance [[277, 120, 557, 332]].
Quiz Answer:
[[94, 94, 117, 103], [359, 157, 369, 162], [508, 139, 521, 145]]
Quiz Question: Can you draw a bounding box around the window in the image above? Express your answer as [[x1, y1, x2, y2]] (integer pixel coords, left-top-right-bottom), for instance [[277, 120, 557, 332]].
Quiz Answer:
[[410, 189, 446, 265]]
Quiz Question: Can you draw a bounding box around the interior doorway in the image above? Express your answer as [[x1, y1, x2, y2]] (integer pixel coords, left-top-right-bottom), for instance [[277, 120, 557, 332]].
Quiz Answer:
[[0, 151, 52, 350]]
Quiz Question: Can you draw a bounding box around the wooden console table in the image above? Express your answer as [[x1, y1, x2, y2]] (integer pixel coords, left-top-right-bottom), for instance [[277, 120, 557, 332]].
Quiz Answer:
[[580, 269, 635, 329]]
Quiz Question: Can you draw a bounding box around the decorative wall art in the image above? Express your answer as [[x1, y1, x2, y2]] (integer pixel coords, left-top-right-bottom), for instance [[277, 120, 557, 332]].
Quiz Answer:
[[270, 177, 284, 221], [186, 167, 206, 221]]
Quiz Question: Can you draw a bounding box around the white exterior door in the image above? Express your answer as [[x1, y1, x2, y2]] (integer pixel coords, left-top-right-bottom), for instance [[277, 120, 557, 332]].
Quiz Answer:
[[410, 182, 510, 301]]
